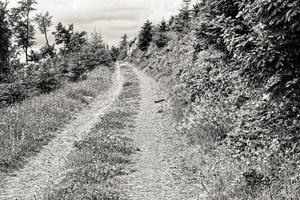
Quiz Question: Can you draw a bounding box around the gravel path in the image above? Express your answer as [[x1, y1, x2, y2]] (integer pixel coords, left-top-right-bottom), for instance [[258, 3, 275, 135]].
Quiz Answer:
[[0, 62, 206, 200], [0, 64, 124, 200], [119, 63, 206, 200]]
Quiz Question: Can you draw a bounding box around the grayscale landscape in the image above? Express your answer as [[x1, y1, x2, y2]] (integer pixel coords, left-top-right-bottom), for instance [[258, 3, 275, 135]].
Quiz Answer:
[[0, 0, 299, 199]]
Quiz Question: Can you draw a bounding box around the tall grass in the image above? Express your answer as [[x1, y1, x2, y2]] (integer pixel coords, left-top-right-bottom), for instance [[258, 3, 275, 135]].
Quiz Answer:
[[0, 66, 112, 172]]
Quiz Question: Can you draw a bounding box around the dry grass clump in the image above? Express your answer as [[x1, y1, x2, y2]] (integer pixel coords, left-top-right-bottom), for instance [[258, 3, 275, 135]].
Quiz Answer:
[[0, 66, 112, 172]]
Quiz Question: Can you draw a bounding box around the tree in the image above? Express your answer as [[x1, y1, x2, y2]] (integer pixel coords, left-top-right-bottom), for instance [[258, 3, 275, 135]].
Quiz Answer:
[[0, 1, 11, 81], [89, 32, 104, 51], [180, 0, 191, 24], [153, 20, 169, 48], [138, 20, 153, 51], [170, 0, 192, 32], [35, 11, 54, 57], [110, 46, 119, 61], [118, 34, 128, 59], [67, 31, 87, 53], [159, 19, 168, 32], [53, 22, 74, 53], [11, 0, 37, 63], [87, 32, 112, 66]]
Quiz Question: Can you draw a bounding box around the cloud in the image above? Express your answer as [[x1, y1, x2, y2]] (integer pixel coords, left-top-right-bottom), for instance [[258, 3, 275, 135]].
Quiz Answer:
[[10, 0, 184, 46]]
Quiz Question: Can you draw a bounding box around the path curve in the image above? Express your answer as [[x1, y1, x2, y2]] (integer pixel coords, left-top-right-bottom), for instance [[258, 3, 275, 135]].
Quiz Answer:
[[0, 63, 124, 200]]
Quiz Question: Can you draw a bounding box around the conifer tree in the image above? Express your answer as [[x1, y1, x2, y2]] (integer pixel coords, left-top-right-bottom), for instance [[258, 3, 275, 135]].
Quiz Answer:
[[118, 34, 128, 59], [171, 0, 191, 32], [138, 20, 153, 51], [154, 20, 169, 48], [53, 23, 74, 53], [110, 46, 119, 61], [159, 19, 168, 32]]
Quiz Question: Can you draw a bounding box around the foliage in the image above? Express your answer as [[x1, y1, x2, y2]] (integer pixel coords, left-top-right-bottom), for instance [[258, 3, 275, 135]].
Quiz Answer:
[[0, 29, 113, 107], [129, 0, 300, 198], [0, 1, 11, 82], [137, 20, 153, 51], [118, 34, 128, 60], [52, 22, 74, 53], [169, 0, 192, 33], [67, 31, 88, 53], [10, 0, 37, 62], [153, 20, 169, 49], [110, 46, 119, 62], [153, 32, 169, 49], [35, 11, 54, 57]]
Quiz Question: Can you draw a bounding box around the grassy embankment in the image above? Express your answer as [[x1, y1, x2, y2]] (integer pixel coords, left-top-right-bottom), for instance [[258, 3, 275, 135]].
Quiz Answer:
[[44, 65, 140, 199], [0, 66, 113, 173], [129, 31, 300, 199]]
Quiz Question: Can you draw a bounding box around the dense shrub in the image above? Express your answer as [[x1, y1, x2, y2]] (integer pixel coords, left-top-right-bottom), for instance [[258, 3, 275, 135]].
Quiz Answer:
[[128, 0, 300, 198], [0, 34, 113, 107]]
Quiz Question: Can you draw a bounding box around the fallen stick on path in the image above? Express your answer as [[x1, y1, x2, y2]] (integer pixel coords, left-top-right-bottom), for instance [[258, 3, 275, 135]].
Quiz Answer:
[[154, 99, 165, 103]]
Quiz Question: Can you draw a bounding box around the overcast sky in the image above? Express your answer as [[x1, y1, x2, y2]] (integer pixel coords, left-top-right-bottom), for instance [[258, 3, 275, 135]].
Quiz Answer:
[[9, 0, 190, 47]]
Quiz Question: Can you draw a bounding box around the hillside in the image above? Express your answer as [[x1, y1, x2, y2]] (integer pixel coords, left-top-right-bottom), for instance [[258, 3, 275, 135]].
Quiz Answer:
[[126, 0, 300, 199]]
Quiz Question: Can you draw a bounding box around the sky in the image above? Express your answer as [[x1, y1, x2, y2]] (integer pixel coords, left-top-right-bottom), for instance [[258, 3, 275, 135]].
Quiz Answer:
[[9, 0, 188, 47]]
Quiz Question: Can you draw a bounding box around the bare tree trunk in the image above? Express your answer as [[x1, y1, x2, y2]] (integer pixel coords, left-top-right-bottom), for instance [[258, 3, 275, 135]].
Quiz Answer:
[[25, 10, 29, 63], [25, 47, 28, 62], [44, 31, 49, 47]]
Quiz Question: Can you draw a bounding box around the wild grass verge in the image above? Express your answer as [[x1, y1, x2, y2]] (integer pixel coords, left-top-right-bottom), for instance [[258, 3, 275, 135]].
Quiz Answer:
[[0, 66, 113, 173], [43, 65, 140, 199], [132, 36, 300, 199]]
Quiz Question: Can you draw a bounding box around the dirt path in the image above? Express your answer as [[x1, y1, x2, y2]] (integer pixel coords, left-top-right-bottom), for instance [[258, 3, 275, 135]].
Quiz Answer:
[[119, 63, 206, 200], [0, 63, 124, 200], [0, 63, 206, 200]]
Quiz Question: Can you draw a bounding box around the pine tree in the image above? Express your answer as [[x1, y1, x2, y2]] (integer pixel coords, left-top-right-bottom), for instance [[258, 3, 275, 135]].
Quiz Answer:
[[110, 46, 119, 61], [89, 32, 112, 66], [154, 20, 169, 48], [11, 0, 37, 63], [171, 0, 191, 32], [159, 19, 168, 32], [53, 22, 74, 53], [138, 20, 153, 51], [118, 34, 128, 59], [67, 31, 87, 53], [0, 1, 11, 81]]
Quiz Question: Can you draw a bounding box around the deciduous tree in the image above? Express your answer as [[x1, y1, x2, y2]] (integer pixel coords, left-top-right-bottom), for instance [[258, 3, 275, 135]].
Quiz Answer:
[[0, 0, 11, 80], [11, 0, 37, 62], [35, 11, 54, 57]]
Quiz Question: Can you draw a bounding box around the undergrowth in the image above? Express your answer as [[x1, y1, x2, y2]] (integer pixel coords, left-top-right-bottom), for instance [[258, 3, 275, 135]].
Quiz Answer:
[[0, 66, 112, 173], [44, 65, 140, 199], [129, 30, 300, 199]]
